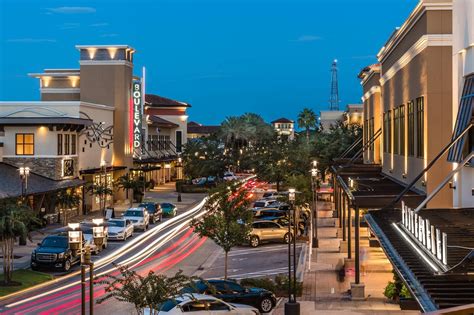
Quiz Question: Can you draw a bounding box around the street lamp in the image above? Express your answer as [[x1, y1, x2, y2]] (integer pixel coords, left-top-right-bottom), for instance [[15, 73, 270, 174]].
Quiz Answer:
[[18, 166, 30, 202], [310, 168, 319, 248], [285, 188, 300, 315]]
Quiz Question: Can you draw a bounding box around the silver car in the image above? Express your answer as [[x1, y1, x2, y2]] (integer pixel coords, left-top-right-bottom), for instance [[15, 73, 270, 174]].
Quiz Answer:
[[107, 219, 134, 240], [248, 220, 292, 247]]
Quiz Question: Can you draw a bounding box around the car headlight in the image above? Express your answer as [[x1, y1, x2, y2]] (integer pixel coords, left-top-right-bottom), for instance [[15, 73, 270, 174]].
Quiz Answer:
[[58, 253, 65, 259]]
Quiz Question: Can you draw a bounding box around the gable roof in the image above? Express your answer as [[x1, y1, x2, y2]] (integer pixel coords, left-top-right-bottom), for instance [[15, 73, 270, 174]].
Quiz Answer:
[[145, 94, 191, 108], [271, 118, 293, 124], [148, 115, 179, 128]]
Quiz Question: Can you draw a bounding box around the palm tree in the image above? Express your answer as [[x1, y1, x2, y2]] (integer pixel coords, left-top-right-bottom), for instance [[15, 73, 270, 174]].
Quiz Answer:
[[117, 174, 138, 207], [56, 189, 81, 225], [297, 108, 317, 143], [87, 183, 113, 213], [0, 200, 39, 285]]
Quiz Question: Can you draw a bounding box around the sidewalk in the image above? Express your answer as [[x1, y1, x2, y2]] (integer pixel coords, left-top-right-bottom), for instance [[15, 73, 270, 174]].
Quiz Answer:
[[273, 200, 420, 315], [4, 182, 205, 271]]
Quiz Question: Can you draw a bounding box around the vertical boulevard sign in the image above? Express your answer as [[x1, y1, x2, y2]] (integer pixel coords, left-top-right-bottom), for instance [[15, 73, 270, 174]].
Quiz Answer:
[[132, 81, 142, 152]]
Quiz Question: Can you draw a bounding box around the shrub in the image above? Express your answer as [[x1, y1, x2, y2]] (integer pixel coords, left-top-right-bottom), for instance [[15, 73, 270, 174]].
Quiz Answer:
[[240, 278, 277, 293], [240, 274, 302, 297]]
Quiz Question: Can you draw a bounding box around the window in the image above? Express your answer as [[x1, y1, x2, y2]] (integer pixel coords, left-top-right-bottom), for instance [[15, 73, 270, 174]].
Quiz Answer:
[[400, 105, 405, 156], [64, 134, 70, 155], [16, 133, 34, 155], [408, 101, 415, 156], [364, 119, 368, 148], [416, 97, 424, 158], [394, 107, 400, 155], [369, 117, 374, 151], [71, 135, 76, 155], [57, 134, 63, 155], [383, 111, 392, 153], [176, 130, 183, 153]]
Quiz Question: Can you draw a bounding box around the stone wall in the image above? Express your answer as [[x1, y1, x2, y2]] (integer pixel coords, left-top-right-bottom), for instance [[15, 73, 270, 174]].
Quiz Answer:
[[3, 157, 78, 180]]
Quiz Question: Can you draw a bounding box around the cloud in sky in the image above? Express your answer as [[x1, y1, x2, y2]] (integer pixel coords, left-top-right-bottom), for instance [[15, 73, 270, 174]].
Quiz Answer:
[[90, 22, 109, 27], [291, 35, 322, 42], [6, 38, 57, 43], [47, 7, 96, 14]]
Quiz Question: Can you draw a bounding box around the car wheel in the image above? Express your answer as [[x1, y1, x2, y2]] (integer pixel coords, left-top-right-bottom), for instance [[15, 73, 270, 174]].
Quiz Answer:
[[284, 233, 292, 244], [259, 297, 274, 313], [250, 235, 260, 247], [63, 259, 71, 272], [31, 265, 38, 271]]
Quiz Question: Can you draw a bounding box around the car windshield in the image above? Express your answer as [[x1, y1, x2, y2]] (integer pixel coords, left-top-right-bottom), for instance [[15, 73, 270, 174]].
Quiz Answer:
[[254, 202, 266, 207], [158, 299, 181, 312], [42, 237, 68, 248], [124, 210, 143, 217], [108, 220, 125, 227]]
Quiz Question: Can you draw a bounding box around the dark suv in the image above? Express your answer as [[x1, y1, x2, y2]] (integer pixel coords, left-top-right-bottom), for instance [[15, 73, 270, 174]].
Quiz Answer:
[[31, 234, 81, 272], [183, 279, 276, 313], [138, 202, 163, 224]]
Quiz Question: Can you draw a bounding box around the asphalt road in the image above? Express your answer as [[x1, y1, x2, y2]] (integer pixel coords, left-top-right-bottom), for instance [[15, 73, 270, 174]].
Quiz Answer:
[[0, 195, 210, 315]]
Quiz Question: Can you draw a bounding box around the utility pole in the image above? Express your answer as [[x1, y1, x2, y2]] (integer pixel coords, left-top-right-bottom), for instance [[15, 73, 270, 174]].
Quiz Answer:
[[329, 59, 340, 111]]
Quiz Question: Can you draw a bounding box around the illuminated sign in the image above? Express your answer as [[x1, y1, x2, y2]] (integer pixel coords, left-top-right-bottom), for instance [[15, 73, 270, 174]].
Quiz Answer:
[[132, 81, 142, 150]]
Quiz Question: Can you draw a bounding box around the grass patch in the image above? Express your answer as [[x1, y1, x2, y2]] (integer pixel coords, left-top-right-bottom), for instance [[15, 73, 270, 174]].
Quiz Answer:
[[0, 269, 53, 296]]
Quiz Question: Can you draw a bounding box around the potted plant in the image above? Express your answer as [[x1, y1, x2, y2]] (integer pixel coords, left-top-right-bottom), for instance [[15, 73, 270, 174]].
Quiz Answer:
[[383, 272, 419, 310]]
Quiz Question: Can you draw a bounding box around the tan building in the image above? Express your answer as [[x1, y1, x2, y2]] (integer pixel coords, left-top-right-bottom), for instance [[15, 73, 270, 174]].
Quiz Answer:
[[344, 104, 363, 126], [361, 0, 454, 208], [271, 118, 295, 140], [319, 110, 345, 132]]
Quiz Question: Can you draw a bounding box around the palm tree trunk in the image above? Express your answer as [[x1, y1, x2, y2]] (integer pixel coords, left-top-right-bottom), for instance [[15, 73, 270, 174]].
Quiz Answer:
[[306, 127, 310, 144]]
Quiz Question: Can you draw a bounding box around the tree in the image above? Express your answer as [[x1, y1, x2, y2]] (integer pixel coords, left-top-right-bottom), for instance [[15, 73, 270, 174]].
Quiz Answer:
[[56, 188, 81, 225], [191, 185, 253, 279], [117, 174, 144, 207], [87, 182, 113, 212], [0, 199, 40, 285], [297, 108, 317, 143], [181, 138, 228, 179], [97, 266, 197, 315]]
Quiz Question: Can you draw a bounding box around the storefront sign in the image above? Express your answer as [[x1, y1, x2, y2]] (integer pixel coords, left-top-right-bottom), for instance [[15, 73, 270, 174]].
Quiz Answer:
[[132, 81, 142, 150]]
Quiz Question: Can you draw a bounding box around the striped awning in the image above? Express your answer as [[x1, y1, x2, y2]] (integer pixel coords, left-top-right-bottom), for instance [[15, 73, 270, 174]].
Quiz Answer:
[[447, 75, 474, 163]]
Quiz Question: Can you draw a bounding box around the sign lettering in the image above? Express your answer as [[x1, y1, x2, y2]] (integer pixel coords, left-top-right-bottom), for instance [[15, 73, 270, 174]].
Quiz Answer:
[[131, 82, 142, 150]]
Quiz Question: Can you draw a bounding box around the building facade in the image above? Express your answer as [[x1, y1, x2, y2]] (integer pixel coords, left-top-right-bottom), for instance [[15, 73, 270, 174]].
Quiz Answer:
[[271, 118, 295, 140]]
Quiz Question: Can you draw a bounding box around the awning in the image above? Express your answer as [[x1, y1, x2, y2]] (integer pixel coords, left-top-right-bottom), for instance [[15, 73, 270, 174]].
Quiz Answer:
[[447, 75, 473, 163], [79, 166, 127, 175], [366, 208, 474, 311], [0, 163, 85, 199]]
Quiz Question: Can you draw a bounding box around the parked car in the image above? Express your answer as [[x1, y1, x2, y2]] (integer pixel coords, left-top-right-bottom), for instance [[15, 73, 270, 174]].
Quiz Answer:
[[79, 224, 108, 254], [122, 207, 150, 231], [248, 220, 292, 247], [266, 202, 290, 211], [161, 202, 177, 217], [252, 199, 277, 208], [143, 294, 260, 315], [107, 218, 134, 240], [138, 202, 163, 223], [31, 234, 82, 271], [182, 280, 276, 313], [260, 216, 305, 236], [262, 191, 285, 200], [223, 172, 238, 181]]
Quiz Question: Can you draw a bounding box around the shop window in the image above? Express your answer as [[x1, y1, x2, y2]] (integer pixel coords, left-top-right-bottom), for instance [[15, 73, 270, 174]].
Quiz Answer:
[[408, 101, 415, 156], [383, 111, 392, 153], [400, 105, 405, 156], [176, 131, 183, 153], [58, 134, 63, 155], [394, 107, 400, 155], [369, 117, 374, 152], [16, 133, 34, 155], [71, 134, 76, 155], [416, 97, 424, 158]]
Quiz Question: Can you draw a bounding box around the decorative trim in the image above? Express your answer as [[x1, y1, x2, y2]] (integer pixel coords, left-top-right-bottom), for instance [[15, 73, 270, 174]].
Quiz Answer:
[[80, 102, 115, 111], [0, 106, 69, 118], [377, 2, 452, 62], [380, 34, 452, 85], [79, 60, 133, 67], [361, 86, 381, 102], [40, 88, 80, 94], [360, 67, 380, 86]]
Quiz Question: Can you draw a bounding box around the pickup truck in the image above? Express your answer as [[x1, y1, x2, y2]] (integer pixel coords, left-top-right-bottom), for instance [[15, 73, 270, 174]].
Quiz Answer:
[[31, 234, 82, 272]]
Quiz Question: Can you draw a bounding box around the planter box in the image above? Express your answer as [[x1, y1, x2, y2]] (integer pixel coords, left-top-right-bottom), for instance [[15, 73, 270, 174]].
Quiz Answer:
[[399, 298, 420, 310]]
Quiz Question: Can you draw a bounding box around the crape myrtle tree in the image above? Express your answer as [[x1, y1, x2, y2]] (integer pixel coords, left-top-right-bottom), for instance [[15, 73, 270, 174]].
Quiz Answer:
[[0, 199, 40, 285], [97, 266, 197, 315], [191, 184, 253, 279]]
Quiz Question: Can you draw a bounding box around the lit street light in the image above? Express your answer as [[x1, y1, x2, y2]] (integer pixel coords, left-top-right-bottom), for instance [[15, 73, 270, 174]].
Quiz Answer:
[[285, 188, 300, 315], [18, 166, 30, 202], [310, 167, 319, 248]]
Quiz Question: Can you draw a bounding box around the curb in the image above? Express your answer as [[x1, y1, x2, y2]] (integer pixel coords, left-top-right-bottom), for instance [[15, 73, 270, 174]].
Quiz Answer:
[[296, 242, 308, 282], [268, 297, 283, 315]]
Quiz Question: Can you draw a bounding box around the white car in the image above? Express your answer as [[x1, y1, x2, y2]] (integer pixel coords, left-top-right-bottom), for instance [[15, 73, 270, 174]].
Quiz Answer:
[[122, 207, 150, 231], [107, 218, 134, 241], [79, 224, 108, 254], [252, 199, 278, 208], [143, 294, 260, 314]]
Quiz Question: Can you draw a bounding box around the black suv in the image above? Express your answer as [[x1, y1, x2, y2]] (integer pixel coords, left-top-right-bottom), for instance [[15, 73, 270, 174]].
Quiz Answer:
[[31, 234, 81, 272], [183, 279, 276, 313], [138, 202, 163, 224]]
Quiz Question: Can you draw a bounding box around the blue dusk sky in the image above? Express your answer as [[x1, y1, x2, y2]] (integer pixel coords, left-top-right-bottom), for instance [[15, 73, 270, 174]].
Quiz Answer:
[[0, 0, 417, 125]]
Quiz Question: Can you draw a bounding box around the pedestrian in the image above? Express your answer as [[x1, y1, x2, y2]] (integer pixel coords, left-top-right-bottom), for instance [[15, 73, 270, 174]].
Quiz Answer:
[[360, 246, 369, 275]]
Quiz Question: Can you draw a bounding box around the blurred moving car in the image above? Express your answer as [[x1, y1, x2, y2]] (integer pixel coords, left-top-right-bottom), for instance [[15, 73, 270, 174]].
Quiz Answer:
[[248, 220, 292, 247], [138, 202, 163, 223], [161, 202, 177, 217], [182, 280, 276, 313], [143, 294, 260, 314], [122, 207, 149, 231], [107, 218, 134, 240]]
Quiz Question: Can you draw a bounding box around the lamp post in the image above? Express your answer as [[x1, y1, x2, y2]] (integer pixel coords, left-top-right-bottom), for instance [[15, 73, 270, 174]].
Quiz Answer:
[[285, 188, 300, 315], [177, 157, 183, 202], [311, 167, 319, 248], [18, 166, 30, 203]]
